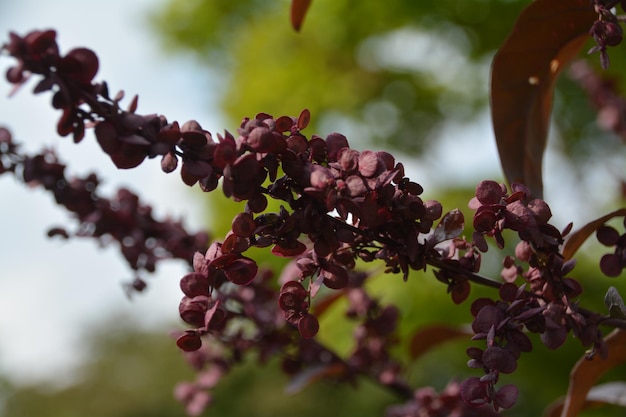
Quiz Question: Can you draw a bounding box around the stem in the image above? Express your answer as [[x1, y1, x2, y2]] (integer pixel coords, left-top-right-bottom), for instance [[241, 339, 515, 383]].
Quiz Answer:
[[324, 214, 503, 290], [600, 317, 626, 330], [576, 304, 626, 330], [426, 257, 502, 290]]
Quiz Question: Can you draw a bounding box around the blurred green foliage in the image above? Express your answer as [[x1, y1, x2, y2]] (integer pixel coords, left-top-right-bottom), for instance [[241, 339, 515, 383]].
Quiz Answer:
[[2, 318, 193, 417], [149, 0, 623, 161]]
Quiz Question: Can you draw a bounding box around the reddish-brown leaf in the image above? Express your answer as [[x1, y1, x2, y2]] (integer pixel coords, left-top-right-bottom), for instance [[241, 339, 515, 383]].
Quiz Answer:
[[491, 0, 595, 198], [563, 208, 626, 260], [290, 0, 312, 32], [549, 329, 626, 417], [297, 108, 311, 130], [409, 324, 473, 359]]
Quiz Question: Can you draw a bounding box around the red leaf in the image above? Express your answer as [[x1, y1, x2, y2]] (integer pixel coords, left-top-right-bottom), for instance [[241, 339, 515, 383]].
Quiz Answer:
[[290, 0, 312, 32], [490, 0, 595, 198], [563, 208, 626, 260]]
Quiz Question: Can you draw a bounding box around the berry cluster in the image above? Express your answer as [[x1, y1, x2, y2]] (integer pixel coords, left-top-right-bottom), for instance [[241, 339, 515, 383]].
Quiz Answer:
[[168, 110, 456, 348]]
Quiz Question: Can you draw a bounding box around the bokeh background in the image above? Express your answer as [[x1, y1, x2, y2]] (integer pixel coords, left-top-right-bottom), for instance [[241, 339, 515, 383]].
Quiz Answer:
[[1, 1, 625, 416]]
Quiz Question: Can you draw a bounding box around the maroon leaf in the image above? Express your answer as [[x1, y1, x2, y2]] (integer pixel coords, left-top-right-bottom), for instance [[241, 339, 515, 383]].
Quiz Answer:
[[491, 0, 596, 198], [298, 312, 319, 338], [290, 0, 312, 32], [231, 212, 256, 238], [450, 280, 471, 304], [59, 47, 99, 84], [180, 272, 210, 297], [223, 256, 258, 285]]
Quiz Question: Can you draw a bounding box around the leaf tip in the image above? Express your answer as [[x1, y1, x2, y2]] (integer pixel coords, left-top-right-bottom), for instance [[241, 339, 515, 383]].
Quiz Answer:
[[290, 0, 312, 32]]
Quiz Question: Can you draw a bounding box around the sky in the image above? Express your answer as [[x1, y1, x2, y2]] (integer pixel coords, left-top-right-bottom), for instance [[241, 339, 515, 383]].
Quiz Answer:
[[0, 0, 223, 385]]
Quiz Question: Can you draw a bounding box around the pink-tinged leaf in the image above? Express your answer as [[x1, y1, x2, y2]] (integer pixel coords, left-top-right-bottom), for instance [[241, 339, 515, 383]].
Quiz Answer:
[[563, 208, 626, 260], [290, 0, 312, 32], [308, 273, 324, 299], [204, 300, 225, 329], [551, 329, 626, 417], [491, 0, 596, 198], [409, 324, 473, 359]]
